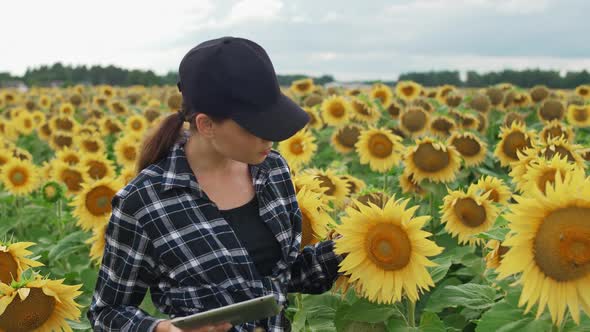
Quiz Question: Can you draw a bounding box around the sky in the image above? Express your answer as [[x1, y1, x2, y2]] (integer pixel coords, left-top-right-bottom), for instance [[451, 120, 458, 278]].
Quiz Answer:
[[1, 0, 589, 81]]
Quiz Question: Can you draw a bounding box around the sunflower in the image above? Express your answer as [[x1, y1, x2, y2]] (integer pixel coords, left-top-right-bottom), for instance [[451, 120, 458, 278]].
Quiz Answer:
[[79, 154, 116, 182], [395, 81, 422, 102], [339, 174, 366, 197], [566, 104, 590, 127], [494, 122, 536, 166], [114, 134, 140, 169], [334, 196, 443, 304], [512, 92, 532, 108], [411, 98, 434, 113], [386, 101, 403, 119], [100, 116, 123, 136], [574, 84, 590, 99], [13, 112, 35, 136], [370, 83, 394, 108], [55, 147, 80, 165], [348, 191, 390, 212], [503, 111, 525, 127], [0, 159, 39, 196], [537, 136, 586, 169], [436, 85, 457, 105], [331, 124, 362, 154], [476, 112, 488, 133], [302, 168, 349, 207], [448, 131, 488, 167], [404, 137, 461, 183], [441, 186, 500, 246], [540, 120, 575, 143], [529, 85, 551, 103], [40, 181, 64, 203], [48, 115, 77, 133], [399, 170, 426, 197], [429, 115, 456, 137], [469, 94, 491, 113], [471, 175, 512, 205], [37, 122, 53, 142], [11, 148, 33, 162], [496, 168, 590, 325], [75, 134, 106, 156], [484, 239, 509, 270], [355, 126, 403, 173], [51, 161, 88, 196], [0, 242, 44, 284], [399, 107, 429, 137], [87, 222, 107, 264], [58, 102, 75, 117], [350, 97, 380, 124], [303, 94, 323, 108], [70, 178, 123, 231], [30, 110, 46, 128], [296, 186, 332, 249], [538, 99, 565, 123], [458, 112, 479, 130], [320, 95, 351, 127], [48, 131, 75, 151], [290, 78, 315, 96], [278, 129, 317, 170], [522, 155, 579, 196], [125, 114, 149, 138], [0, 275, 83, 332]]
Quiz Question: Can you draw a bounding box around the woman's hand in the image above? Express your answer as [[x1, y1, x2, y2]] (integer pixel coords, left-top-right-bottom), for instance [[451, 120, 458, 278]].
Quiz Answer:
[[155, 319, 232, 332]]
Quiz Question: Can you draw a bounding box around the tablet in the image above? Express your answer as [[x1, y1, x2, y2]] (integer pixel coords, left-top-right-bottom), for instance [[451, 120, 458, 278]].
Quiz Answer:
[[170, 294, 282, 329]]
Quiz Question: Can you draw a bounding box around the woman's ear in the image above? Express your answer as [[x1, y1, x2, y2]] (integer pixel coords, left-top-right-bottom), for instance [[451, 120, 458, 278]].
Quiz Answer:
[[195, 113, 215, 138]]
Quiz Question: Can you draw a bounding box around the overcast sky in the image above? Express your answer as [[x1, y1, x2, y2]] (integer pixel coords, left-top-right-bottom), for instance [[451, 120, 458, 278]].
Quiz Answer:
[[1, 0, 589, 81]]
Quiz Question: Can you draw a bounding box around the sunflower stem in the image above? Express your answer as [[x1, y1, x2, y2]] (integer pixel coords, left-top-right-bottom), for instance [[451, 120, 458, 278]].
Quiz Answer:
[[406, 298, 416, 327], [383, 173, 388, 191]]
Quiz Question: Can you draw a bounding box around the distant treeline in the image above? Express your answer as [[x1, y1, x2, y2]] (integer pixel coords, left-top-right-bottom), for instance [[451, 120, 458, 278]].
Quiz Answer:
[[0, 63, 588, 88], [386, 69, 590, 89]]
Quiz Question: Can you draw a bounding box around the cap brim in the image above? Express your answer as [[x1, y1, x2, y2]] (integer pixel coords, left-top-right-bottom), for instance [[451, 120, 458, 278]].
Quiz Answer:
[[231, 93, 310, 141]]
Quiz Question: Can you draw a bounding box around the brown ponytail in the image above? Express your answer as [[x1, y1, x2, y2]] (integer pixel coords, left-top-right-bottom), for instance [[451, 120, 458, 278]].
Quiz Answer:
[[137, 111, 185, 172]]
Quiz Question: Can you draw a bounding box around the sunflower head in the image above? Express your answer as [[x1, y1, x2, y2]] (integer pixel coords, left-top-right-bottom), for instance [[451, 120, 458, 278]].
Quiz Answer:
[[334, 195, 442, 304], [350, 97, 380, 124], [529, 85, 550, 103], [41, 181, 64, 203], [400, 107, 429, 137], [167, 92, 183, 110], [429, 115, 456, 137], [496, 168, 590, 325], [540, 120, 574, 143], [522, 154, 579, 196], [574, 84, 590, 99], [484, 239, 510, 270], [445, 92, 463, 108], [370, 83, 394, 108], [70, 178, 123, 231], [441, 186, 500, 245], [0, 241, 44, 284], [538, 99, 565, 122], [0, 159, 40, 196], [0, 274, 83, 332], [469, 94, 491, 113], [331, 124, 362, 154], [448, 131, 488, 167], [296, 186, 332, 249], [320, 95, 351, 127], [278, 129, 317, 171], [355, 126, 404, 173], [494, 122, 536, 166], [395, 81, 422, 102], [435, 85, 457, 105], [51, 161, 88, 196], [566, 104, 590, 127], [471, 175, 512, 205], [399, 170, 426, 197], [290, 78, 315, 96], [349, 190, 389, 211], [405, 137, 461, 183], [339, 174, 366, 196], [537, 136, 586, 168], [503, 111, 525, 127]]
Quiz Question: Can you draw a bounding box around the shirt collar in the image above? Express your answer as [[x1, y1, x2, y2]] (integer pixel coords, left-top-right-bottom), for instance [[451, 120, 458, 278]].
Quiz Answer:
[[159, 130, 270, 197]]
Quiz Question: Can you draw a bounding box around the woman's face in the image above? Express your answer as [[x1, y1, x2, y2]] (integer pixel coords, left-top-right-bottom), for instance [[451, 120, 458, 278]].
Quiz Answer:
[[209, 118, 273, 165]]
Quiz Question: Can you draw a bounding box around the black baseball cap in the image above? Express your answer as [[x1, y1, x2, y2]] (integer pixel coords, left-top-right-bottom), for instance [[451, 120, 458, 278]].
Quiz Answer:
[[177, 36, 310, 142]]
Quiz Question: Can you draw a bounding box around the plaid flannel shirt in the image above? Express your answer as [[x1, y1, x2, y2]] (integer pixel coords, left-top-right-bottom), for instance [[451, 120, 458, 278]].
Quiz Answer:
[[87, 130, 343, 332]]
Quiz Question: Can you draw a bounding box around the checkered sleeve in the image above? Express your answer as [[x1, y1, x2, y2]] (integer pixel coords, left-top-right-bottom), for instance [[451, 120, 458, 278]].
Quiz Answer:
[[87, 189, 165, 332]]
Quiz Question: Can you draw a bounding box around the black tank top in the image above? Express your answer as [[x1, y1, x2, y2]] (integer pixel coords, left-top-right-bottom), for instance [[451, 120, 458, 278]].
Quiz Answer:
[[218, 195, 282, 277]]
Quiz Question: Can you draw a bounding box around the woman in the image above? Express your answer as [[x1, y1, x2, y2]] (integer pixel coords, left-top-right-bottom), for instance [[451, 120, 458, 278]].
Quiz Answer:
[[87, 36, 344, 332]]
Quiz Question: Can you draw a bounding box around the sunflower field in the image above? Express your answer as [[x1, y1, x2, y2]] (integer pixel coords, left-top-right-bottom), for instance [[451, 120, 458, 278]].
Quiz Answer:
[[0, 80, 589, 332]]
